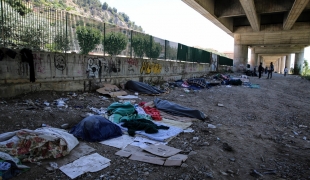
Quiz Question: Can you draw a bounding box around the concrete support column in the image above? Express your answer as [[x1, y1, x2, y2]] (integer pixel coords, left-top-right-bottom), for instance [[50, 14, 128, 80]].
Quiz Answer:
[[294, 49, 304, 75], [274, 59, 278, 73], [280, 56, 286, 74], [250, 48, 257, 69], [285, 54, 291, 68], [233, 44, 248, 72]]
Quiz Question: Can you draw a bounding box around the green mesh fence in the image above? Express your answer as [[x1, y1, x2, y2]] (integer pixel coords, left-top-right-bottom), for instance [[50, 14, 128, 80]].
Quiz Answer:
[[219, 56, 233, 66], [165, 41, 178, 60], [177, 43, 188, 61], [0, 0, 232, 66], [153, 36, 165, 59]]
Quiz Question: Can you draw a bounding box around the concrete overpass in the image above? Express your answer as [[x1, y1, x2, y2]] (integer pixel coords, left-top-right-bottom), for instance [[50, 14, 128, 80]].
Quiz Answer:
[[182, 0, 310, 74]]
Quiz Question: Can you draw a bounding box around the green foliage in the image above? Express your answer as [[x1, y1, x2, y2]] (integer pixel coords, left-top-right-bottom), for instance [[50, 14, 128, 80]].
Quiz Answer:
[[4, 0, 32, 16], [166, 46, 177, 60], [131, 34, 162, 59], [112, 7, 117, 13], [146, 41, 162, 59], [76, 26, 101, 54], [104, 32, 128, 56], [102, 2, 108, 10], [302, 60, 310, 76], [54, 33, 70, 52], [131, 34, 148, 58], [20, 24, 49, 50]]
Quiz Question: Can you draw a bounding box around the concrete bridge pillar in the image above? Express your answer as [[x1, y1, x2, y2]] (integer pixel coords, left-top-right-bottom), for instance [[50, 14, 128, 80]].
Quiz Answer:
[[294, 49, 304, 75], [233, 44, 248, 72], [280, 56, 286, 74], [250, 48, 257, 69], [286, 54, 291, 68]]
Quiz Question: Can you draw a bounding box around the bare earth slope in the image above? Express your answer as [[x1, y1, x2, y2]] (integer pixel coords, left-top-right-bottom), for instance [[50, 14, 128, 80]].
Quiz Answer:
[[1, 72, 310, 180]]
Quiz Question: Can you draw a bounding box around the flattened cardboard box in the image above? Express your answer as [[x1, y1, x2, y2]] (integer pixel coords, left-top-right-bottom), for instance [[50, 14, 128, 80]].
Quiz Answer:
[[143, 144, 181, 157], [129, 153, 165, 166], [96, 84, 127, 97], [115, 145, 142, 157], [164, 154, 188, 166]]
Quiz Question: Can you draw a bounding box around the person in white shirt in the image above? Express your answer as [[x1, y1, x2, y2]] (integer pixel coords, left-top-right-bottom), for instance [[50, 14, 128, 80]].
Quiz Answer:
[[284, 67, 288, 76]]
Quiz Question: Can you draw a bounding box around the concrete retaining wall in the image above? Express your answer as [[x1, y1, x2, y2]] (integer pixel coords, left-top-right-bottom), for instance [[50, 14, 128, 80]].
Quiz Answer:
[[0, 51, 211, 98]]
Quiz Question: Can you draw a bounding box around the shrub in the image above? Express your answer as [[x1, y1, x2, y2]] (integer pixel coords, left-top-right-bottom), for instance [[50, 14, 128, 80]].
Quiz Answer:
[[76, 26, 101, 54]]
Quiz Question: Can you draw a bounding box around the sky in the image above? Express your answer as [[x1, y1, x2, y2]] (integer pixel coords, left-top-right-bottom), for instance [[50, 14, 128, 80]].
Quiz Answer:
[[100, 0, 310, 61]]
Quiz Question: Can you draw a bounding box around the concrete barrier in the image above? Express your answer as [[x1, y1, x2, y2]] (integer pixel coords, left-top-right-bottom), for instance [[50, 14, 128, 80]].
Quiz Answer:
[[0, 51, 210, 97]]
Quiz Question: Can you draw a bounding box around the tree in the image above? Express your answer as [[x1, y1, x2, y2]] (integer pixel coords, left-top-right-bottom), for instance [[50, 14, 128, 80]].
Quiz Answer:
[[121, 13, 129, 22], [102, 2, 108, 10], [76, 26, 101, 54], [54, 33, 70, 52], [103, 32, 127, 57], [131, 34, 148, 58], [112, 7, 117, 13], [4, 0, 32, 16], [302, 60, 310, 76]]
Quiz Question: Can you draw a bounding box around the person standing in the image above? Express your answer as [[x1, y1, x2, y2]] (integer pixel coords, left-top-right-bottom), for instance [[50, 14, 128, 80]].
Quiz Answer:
[[267, 62, 274, 79], [284, 67, 288, 76], [258, 62, 263, 79], [265, 66, 268, 74]]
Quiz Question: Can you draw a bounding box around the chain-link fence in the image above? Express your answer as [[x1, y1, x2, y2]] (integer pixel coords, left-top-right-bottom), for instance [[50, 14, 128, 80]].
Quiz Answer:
[[0, 0, 232, 65]]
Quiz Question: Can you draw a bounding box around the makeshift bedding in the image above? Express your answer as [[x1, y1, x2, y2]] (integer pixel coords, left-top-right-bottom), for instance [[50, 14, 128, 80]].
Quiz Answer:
[[0, 128, 79, 162], [118, 122, 183, 142], [154, 98, 206, 120], [125, 80, 164, 95], [70, 115, 122, 142]]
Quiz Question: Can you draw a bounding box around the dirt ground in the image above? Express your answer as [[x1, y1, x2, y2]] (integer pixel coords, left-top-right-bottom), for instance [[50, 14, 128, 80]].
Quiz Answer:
[[1, 72, 310, 180]]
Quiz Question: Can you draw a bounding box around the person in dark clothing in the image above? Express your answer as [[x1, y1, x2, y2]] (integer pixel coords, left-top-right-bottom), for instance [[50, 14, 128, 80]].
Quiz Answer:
[[267, 62, 274, 79], [258, 62, 263, 79], [265, 66, 268, 74]]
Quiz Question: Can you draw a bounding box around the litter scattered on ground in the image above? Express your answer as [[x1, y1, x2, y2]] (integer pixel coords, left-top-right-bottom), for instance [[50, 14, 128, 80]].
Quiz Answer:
[[217, 103, 224, 107], [117, 95, 139, 99], [59, 153, 111, 179], [183, 128, 195, 133]]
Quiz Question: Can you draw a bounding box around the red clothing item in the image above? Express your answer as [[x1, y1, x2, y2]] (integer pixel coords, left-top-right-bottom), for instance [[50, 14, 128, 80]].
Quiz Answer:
[[139, 102, 162, 121]]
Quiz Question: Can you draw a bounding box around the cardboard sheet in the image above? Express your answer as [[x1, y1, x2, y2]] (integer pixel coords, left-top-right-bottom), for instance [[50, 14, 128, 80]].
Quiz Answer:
[[164, 154, 188, 166], [115, 145, 143, 157], [130, 136, 166, 149], [129, 154, 165, 165], [53, 142, 95, 167], [59, 153, 110, 179], [143, 144, 181, 157], [100, 135, 135, 149], [96, 84, 127, 97]]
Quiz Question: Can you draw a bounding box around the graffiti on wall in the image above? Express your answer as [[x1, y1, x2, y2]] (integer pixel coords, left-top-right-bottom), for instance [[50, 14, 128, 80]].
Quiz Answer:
[[164, 65, 170, 73], [54, 54, 66, 71], [87, 57, 102, 78], [126, 58, 138, 72], [34, 54, 45, 74], [86, 57, 122, 78], [102, 57, 121, 74], [140, 61, 162, 74]]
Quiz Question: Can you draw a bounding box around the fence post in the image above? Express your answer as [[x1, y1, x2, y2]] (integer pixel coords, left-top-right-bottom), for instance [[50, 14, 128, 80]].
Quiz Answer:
[[165, 40, 167, 60], [65, 11, 68, 53], [103, 23, 105, 56], [130, 30, 133, 58], [1, 0, 4, 47]]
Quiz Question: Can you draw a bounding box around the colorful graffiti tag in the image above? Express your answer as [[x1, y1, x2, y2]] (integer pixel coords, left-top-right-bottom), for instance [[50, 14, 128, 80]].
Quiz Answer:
[[140, 61, 162, 74]]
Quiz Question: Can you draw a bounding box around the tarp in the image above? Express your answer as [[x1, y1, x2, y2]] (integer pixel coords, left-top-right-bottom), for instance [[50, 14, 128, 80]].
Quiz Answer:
[[125, 80, 164, 95], [154, 98, 206, 120], [70, 115, 122, 142]]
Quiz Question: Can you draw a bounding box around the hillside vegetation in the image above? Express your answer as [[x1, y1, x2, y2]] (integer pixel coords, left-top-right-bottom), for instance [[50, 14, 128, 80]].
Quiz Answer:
[[31, 0, 143, 32]]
